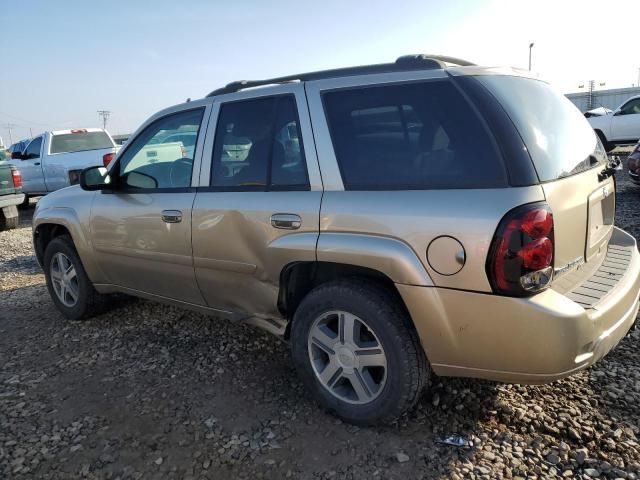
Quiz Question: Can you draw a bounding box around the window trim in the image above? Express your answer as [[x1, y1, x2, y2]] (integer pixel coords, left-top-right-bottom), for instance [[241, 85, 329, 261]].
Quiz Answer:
[[620, 98, 640, 115], [208, 93, 311, 192], [110, 106, 207, 193], [24, 136, 43, 159], [320, 77, 509, 191]]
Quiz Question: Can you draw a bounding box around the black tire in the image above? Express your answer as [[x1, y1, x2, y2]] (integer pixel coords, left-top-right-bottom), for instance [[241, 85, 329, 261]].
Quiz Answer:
[[595, 130, 614, 153], [0, 208, 19, 230], [43, 235, 108, 320], [291, 279, 430, 425]]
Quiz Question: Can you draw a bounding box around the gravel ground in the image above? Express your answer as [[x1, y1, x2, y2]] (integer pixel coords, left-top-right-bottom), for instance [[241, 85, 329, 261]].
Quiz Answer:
[[1, 172, 639, 480]]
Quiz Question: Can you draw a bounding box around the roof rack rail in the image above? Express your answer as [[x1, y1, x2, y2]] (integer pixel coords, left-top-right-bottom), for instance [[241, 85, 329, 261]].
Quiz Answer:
[[206, 54, 476, 97]]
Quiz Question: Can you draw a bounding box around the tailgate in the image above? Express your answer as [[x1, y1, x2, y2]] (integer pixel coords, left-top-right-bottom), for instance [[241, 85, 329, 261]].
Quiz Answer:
[[542, 168, 615, 289], [0, 165, 17, 196]]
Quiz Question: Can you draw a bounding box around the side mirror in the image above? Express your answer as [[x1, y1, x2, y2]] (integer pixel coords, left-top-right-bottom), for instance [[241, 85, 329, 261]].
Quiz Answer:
[[122, 171, 158, 189], [80, 166, 112, 191], [614, 109, 623, 116], [11, 151, 24, 160]]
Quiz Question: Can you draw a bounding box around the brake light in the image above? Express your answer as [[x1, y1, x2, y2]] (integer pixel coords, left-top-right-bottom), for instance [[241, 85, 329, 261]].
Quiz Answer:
[[11, 169, 23, 189], [71, 129, 88, 134], [488, 203, 554, 296], [103, 152, 115, 167]]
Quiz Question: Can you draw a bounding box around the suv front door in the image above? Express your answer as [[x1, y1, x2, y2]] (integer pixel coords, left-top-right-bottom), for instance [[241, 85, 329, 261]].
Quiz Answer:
[[611, 97, 640, 141], [89, 104, 211, 305], [192, 84, 322, 321]]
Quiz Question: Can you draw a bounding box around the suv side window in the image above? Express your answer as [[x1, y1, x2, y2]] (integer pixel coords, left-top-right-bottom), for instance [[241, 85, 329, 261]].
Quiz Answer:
[[211, 95, 309, 190], [116, 108, 204, 189], [322, 80, 507, 190], [24, 137, 42, 159], [619, 98, 640, 116]]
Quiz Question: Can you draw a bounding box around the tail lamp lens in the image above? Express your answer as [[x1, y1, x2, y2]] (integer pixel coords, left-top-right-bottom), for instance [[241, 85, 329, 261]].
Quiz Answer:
[[103, 152, 115, 167], [488, 203, 554, 296], [11, 169, 23, 188]]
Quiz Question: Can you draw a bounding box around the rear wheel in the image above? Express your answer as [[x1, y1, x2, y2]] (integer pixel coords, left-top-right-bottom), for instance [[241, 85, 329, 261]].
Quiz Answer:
[[0, 206, 19, 230], [595, 130, 614, 152], [291, 280, 430, 425], [44, 235, 108, 320]]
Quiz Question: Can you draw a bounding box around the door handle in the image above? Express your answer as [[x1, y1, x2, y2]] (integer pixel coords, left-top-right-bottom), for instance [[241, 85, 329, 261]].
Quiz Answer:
[[271, 213, 301, 230], [161, 210, 183, 223], [34, 162, 40, 166]]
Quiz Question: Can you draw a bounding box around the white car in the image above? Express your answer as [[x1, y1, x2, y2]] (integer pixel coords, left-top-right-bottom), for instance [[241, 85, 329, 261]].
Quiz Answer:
[[588, 95, 640, 151], [8, 128, 118, 201]]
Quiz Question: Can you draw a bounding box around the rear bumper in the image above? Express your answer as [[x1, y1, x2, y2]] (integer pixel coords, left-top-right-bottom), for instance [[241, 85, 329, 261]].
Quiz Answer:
[[398, 227, 640, 384], [0, 193, 25, 209]]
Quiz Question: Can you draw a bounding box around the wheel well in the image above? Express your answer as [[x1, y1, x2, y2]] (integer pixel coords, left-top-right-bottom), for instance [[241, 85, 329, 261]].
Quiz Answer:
[[279, 262, 408, 338], [34, 224, 72, 266]]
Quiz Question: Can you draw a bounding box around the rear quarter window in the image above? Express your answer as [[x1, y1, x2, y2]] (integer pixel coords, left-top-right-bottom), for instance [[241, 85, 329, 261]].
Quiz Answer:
[[322, 79, 507, 190], [477, 76, 600, 182]]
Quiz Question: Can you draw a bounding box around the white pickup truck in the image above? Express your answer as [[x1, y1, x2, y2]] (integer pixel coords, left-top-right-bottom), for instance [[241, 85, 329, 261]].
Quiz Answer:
[[9, 128, 118, 201], [588, 95, 640, 151]]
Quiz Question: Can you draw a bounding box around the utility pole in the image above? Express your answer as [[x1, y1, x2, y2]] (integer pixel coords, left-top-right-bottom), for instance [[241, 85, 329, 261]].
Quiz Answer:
[[97, 110, 111, 130], [579, 80, 606, 110], [4, 123, 16, 144], [528, 43, 534, 71]]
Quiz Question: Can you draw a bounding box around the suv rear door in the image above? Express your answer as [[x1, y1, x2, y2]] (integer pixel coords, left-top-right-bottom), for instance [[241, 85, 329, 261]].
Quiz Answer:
[[191, 84, 322, 322]]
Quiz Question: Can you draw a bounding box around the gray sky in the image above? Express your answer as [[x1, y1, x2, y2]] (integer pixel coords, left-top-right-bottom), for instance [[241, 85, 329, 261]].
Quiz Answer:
[[1, 0, 639, 142]]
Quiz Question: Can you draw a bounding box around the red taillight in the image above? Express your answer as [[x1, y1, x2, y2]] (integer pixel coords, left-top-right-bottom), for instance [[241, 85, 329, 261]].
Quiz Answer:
[[103, 152, 115, 167], [11, 169, 23, 189], [71, 129, 88, 134], [488, 203, 554, 296]]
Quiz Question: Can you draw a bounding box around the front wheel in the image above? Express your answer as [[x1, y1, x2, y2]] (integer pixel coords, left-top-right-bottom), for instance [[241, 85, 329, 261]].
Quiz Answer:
[[291, 280, 430, 425], [595, 130, 614, 153], [43, 235, 107, 320]]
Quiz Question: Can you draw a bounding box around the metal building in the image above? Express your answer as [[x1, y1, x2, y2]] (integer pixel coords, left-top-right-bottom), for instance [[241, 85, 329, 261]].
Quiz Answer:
[[566, 86, 640, 113]]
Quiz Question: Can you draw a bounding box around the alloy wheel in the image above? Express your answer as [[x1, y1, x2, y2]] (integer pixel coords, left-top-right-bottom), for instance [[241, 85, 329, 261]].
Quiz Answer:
[[307, 310, 387, 404]]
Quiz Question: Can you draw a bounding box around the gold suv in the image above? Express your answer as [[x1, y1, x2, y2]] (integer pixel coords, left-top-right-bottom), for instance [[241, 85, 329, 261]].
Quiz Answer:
[[32, 55, 640, 425]]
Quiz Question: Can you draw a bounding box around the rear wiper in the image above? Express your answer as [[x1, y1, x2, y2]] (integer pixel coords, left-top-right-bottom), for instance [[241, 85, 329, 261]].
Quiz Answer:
[[598, 157, 622, 182]]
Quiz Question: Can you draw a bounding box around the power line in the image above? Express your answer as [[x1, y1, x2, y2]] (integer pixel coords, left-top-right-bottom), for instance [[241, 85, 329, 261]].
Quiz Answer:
[[97, 110, 111, 130], [4, 123, 17, 144], [0, 110, 51, 127]]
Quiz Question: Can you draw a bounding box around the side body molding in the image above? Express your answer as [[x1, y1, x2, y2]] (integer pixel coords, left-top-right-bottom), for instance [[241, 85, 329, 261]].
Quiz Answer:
[[316, 233, 433, 286]]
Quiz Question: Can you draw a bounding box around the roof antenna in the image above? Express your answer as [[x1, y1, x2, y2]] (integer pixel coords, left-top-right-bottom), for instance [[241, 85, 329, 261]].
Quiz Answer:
[[186, 98, 191, 103]]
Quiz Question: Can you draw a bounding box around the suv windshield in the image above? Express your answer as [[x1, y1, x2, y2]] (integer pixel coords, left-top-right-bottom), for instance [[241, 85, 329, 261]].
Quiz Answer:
[[50, 131, 114, 154], [478, 75, 600, 181]]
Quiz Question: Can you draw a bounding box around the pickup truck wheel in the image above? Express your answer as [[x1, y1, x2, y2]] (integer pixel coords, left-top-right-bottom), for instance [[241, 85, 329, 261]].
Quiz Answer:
[[43, 235, 107, 320], [595, 130, 614, 152], [0, 206, 19, 230], [291, 280, 430, 425]]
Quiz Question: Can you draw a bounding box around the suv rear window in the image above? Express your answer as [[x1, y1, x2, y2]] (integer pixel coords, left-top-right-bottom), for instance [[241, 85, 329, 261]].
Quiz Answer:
[[322, 80, 507, 190], [50, 131, 114, 154], [477, 76, 599, 182]]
